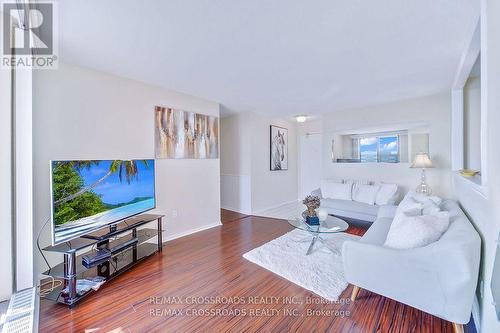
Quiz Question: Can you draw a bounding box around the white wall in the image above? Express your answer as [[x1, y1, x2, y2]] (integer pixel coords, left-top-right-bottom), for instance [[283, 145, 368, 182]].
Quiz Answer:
[[297, 119, 322, 198], [220, 112, 298, 214], [220, 114, 252, 213], [32, 63, 221, 275], [0, 46, 13, 300], [464, 75, 481, 171], [298, 133, 322, 198], [297, 119, 322, 136], [320, 93, 452, 197], [454, 1, 500, 332], [250, 115, 298, 212]]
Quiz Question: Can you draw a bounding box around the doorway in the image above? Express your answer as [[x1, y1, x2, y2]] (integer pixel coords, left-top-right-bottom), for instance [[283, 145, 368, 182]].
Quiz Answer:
[[299, 133, 322, 198]]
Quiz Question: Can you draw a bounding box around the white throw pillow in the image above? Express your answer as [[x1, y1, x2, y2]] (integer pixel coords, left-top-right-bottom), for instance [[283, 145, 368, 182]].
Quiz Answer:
[[401, 197, 424, 216], [391, 196, 423, 227], [321, 181, 352, 200], [404, 191, 443, 215], [352, 184, 380, 205], [411, 192, 443, 206], [384, 211, 450, 249], [324, 177, 343, 184], [422, 200, 441, 215], [344, 179, 371, 200], [343, 179, 371, 187], [375, 183, 399, 205]]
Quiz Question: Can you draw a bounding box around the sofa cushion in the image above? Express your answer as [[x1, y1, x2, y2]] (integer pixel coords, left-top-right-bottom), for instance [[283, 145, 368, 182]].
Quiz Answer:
[[321, 198, 379, 216], [344, 179, 371, 186], [321, 180, 352, 200], [352, 184, 380, 205], [344, 179, 371, 199], [359, 217, 393, 245], [375, 183, 399, 205], [376, 205, 398, 219]]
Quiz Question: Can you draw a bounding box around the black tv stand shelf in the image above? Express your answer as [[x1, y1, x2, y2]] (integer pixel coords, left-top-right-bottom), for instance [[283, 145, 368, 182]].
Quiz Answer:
[[42, 214, 164, 308]]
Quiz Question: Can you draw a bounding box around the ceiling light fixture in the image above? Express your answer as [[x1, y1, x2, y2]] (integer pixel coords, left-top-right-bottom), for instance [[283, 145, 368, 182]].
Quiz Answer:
[[295, 115, 307, 123]]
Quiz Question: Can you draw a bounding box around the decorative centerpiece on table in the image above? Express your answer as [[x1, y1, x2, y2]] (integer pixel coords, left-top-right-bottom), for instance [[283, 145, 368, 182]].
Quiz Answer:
[[302, 195, 321, 225]]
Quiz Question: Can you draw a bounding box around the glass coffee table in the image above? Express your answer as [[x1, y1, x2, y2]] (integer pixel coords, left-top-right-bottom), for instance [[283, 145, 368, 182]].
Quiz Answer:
[[288, 215, 349, 255]]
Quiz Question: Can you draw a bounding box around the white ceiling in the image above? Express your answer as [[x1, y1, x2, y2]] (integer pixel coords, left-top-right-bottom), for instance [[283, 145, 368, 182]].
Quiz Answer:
[[56, 0, 479, 117]]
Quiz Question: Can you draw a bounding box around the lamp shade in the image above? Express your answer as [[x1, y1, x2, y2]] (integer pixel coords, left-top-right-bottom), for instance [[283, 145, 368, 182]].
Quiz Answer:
[[411, 152, 433, 168]]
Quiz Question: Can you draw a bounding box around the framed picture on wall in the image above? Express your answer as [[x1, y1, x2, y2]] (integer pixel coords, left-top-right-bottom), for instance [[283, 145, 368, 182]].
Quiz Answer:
[[270, 125, 288, 171], [154, 106, 219, 159]]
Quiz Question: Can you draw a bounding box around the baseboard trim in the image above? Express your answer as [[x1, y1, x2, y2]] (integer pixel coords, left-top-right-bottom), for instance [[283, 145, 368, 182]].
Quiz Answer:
[[253, 200, 300, 215], [221, 205, 251, 215], [161, 222, 222, 243], [472, 295, 480, 332]]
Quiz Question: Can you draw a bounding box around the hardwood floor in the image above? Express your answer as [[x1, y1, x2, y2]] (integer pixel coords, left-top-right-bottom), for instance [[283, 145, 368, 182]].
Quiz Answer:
[[39, 210, 473, 333], [221, 209, 249, 224]]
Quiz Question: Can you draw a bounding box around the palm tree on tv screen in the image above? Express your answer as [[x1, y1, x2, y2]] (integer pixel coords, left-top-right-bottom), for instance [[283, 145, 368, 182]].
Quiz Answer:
[[53, 160, 150, 206]]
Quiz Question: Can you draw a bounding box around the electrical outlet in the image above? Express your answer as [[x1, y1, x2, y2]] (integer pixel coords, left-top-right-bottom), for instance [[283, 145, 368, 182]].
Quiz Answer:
[[172, 210, 178, 218]]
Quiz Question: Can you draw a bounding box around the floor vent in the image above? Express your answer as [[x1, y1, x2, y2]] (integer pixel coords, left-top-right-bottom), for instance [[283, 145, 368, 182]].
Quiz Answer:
[[1, 288, 38, 333]]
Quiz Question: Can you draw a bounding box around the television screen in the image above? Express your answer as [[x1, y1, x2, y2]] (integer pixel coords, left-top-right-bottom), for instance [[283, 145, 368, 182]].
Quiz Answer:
[[50, 159, 156, 245]]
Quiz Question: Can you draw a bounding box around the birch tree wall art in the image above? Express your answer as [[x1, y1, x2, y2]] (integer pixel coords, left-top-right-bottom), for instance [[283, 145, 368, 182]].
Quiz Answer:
[[155, 106, 219, 159]]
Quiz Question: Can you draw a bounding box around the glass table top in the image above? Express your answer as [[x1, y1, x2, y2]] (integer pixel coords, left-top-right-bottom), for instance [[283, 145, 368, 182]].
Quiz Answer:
[[287, 215, 349, 234]]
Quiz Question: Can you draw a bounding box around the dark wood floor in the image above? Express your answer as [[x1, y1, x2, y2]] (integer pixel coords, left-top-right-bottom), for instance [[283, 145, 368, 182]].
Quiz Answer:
[[220, 209, 249, 224], [40, 210, 473, 333]]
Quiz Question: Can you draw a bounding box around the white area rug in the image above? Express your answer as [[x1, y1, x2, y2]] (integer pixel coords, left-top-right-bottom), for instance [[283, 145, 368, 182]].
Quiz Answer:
[[254, 200, 305, 220], [243, 229, 360, 301]]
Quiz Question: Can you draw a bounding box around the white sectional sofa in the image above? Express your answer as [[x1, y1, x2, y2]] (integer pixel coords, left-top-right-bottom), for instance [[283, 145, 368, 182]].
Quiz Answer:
[[342, 192, 481, 332], [312, 179, 400, 223]]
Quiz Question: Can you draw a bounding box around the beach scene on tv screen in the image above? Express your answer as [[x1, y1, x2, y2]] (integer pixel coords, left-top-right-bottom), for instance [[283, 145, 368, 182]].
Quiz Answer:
[[52, 159, 155, 243]]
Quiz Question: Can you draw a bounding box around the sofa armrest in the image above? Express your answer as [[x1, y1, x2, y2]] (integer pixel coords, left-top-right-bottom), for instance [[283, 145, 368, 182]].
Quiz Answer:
[[343, 241, 433, 284], [376, 205, 397, 219], [311, 188, 322, 198], [342, 240, 479, 324]]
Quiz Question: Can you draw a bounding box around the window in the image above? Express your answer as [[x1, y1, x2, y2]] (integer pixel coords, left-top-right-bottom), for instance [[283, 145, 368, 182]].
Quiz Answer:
[[379, 136, 399, 163], [359, 135, 399, 163], [359, 137, 378, 162]]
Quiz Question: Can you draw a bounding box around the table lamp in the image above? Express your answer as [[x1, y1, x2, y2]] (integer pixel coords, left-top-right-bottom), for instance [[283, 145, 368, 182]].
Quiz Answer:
[[411, 152, 434, 195]]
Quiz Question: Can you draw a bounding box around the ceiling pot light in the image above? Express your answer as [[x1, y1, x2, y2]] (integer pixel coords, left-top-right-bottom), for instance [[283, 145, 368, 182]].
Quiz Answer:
[[295, 115, 307, 123]]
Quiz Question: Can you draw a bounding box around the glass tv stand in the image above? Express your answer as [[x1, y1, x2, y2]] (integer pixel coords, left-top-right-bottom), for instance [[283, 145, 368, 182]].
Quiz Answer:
[[42, 214, 164, 308]]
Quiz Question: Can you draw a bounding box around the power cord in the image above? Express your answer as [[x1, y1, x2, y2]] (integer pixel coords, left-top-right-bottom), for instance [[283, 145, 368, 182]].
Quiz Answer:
[[36, 218, 61, 297], [37, 218, 51, 271], [38, 274, 63, 297]]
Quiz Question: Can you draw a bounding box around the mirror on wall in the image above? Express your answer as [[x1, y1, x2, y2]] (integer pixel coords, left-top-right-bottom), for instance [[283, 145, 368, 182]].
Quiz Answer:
[[331, 124, 430, 164]]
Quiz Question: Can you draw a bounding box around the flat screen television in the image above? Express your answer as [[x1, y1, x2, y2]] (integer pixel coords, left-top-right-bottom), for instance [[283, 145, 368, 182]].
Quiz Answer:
[[50, 159, 156, 245]]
